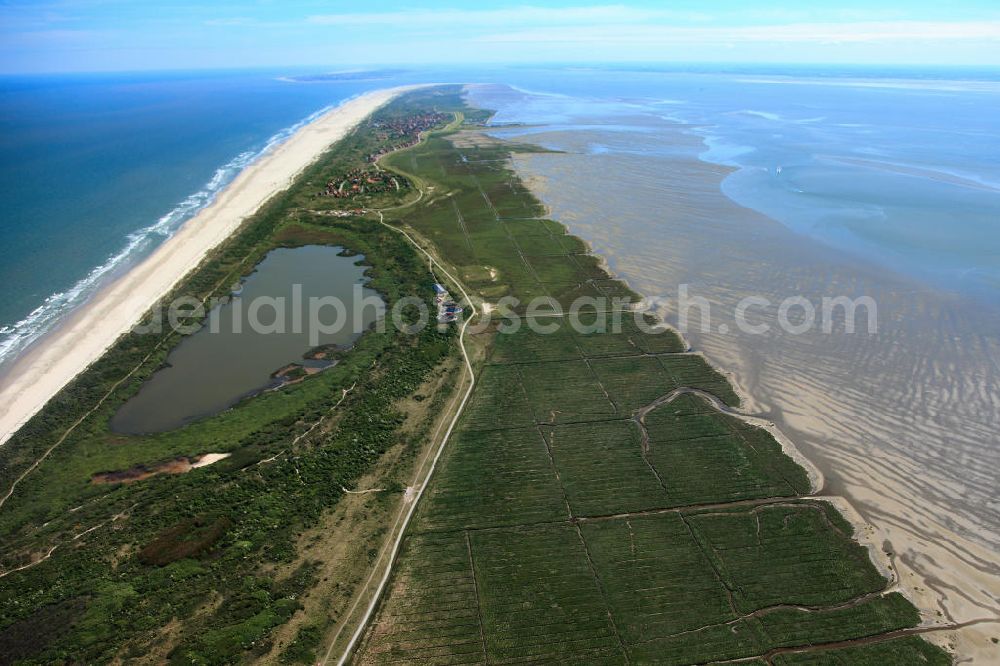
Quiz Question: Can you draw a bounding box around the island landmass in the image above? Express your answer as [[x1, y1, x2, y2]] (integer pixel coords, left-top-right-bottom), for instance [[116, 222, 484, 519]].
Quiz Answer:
[[0, 87, 955, 665]]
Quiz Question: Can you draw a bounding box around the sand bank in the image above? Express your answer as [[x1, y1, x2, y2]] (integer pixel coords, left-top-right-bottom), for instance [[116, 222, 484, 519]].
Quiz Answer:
[[0, 86, 419, 446], [501, 123, 1000, 661]]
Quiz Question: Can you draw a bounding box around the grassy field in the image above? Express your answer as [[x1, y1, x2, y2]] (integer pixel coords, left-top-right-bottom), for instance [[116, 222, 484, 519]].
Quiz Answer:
[[0, 88, 478, 664], [0, 87, 951, 665], [350, 91, 951, 665]]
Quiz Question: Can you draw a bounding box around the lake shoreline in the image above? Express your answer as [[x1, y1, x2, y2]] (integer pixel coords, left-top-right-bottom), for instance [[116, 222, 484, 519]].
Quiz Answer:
[[0, 86, 420, 447]]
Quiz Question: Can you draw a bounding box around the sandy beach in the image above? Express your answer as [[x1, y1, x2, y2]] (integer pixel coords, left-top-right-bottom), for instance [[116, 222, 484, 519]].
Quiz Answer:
[[0, 86, 416, 447]]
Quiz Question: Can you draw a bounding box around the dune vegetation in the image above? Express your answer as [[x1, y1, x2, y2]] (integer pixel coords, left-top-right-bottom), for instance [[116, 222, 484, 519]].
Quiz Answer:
[[0, 87, 950, 665]]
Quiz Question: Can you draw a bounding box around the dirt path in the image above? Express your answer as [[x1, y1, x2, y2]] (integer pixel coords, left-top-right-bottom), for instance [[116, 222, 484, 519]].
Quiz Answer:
[[0, 240, 264, 514], [319, 126, 480, 662]]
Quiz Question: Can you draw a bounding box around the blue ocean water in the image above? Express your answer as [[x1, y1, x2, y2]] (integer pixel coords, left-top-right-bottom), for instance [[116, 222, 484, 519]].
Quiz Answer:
[[0, 68, 425, 367], [2, 65, 999, 371]]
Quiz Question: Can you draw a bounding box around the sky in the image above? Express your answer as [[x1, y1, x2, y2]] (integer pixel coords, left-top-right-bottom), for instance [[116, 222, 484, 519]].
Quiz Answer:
[[2, 1, 1000, 74]]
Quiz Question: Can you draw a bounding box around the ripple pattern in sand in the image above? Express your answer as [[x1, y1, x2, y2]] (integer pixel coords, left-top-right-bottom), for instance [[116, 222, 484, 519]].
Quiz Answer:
[[508, 127, 1000, 659]]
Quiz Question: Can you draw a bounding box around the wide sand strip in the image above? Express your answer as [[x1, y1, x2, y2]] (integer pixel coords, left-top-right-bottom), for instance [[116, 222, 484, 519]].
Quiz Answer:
[[0, 86, 419, 446]]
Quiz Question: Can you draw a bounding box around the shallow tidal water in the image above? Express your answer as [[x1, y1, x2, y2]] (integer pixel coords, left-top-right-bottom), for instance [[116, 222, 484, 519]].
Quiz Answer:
[[468, 81, 1000, 656], [111, 245, 381, 434]]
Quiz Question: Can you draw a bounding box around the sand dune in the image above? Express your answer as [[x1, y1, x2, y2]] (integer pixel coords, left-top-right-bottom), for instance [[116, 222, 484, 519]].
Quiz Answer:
[[0, 86, 419, 446]]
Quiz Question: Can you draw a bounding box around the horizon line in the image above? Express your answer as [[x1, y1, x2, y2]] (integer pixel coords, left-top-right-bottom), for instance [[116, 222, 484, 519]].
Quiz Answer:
[[4, 61, 1000, 78]]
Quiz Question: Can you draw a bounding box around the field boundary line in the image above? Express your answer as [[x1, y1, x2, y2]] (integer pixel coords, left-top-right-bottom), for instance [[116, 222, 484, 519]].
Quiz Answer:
[[573, 523, 632, 664], [712, 617, 1000, 664], [464, 531, 491, 663]]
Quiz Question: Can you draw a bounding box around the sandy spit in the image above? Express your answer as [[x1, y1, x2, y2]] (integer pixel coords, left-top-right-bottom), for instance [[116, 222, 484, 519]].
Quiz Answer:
[[0, 86, 423, 446]]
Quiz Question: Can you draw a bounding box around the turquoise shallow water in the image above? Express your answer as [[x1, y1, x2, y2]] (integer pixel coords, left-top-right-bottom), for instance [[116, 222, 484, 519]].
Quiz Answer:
[[472, 69, 1000, 304], [3, 65, 998, 375], [465, 77, 1000, 621], [3, 65, 999, 623]]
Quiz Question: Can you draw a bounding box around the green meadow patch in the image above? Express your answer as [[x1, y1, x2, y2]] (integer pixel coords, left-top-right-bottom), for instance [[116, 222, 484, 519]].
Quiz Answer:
[[354, 89, 948, 666]]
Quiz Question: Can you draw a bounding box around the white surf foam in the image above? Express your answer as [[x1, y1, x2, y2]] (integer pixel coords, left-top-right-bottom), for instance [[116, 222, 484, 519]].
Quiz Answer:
[[0, 102, 338, 371]]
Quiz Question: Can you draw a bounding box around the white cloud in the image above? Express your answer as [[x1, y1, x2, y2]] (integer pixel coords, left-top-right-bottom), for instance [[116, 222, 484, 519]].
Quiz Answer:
[[475, 20, 1000, 45], [299, 6, 1000, 54], [306, 5, 713, 28]]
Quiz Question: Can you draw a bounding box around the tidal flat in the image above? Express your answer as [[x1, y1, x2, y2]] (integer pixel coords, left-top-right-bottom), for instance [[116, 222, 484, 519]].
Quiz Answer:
[[476, 84, 1000, 658]]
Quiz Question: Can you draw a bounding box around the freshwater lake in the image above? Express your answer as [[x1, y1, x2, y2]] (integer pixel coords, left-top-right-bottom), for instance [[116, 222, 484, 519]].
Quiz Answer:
[[110, 245, 381, 434]]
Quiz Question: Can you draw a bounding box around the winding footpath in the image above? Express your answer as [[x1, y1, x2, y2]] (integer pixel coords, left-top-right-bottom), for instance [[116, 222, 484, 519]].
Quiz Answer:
[[322, 205, 479, 665]]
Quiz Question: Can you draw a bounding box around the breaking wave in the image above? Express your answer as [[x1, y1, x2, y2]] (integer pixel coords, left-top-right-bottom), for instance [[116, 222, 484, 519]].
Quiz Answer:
[[0, 103, 337, 370]]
